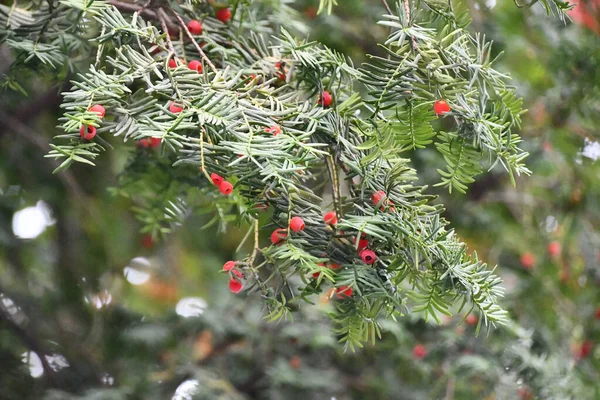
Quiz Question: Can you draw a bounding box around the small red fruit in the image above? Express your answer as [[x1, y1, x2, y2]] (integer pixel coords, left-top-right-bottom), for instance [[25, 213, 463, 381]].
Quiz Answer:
[[141, 234, 154, 249], [548, 241, 561, 257], [150, 137, 162, 148], [289, 355, 301, 369], [89, 104, 106, 118], [434, 99, 451, 115], [312, 263, 326, 279], [270, 228, 288, 245], [595, 307, 600, 320], [168, 58, 178, 68], [223, 261, 236, 271], [323, 211, 337, 225], [413, 344, 427, 359], [188, 60, 203, 73], [336, 285, 353, 298], [359, 249, 376, 265], [210, 173, 224, 186], [228, 269, 243, 293], [465, 314, 478, 326], [169, 102, 183, 113], [136, 139, 150, 149], [290, 217, 305, 232], [216, 8, 231, 23], [79, 125, 96, 140], [355, 237, 369, 251], [219, 181, 233, 195], [265, 125, 282, 136], [520, 252, 535, 270], [318, 91, 332, 107], [187, 19, 202, 35], [329, 263, 340, 270], [371, 190, 387, 206], [580, 340, 593, 359]]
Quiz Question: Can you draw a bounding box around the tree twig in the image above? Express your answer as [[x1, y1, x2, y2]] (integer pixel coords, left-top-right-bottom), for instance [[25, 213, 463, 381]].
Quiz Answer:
[[381, 0, 392, 14], [170, 11, 219, 74], [403, 0, 418, 51]]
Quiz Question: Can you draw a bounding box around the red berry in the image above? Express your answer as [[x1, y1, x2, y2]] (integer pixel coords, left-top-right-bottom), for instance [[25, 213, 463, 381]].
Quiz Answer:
[[290, 217, 305, 232], [318, 91, 332, 107], [141, 234, 154, 249], [434, 99, 451, 115], [228, 269, 243, 293], [265, 125, 282, 136], [520, 252, 535, 269], [371, 190, 387, 206], [595, 307, 600, 320], [465, 314, 478, 326], [169, 102, 183, 113], [355, 237, 369, 251], [518, 388, 533, 400], [210, 173, 224, 186], [323, 211, 337, 225], [359, 249, 376, 264], [150, 137, 162, 148], [312, 263, 326, 279], [216, 8, 231, 23], [289, 355, 301, 369], [223, 261, 237, 271], [580, 340, 593, 359], [330, 263, 341, 270], [188, 60, 203, 73], [187, 19, 202, 35], [219, 181, 233, 195], [413, 344, 427, 359], [270, 228, 287, 245], [548, 241, 561, 257], [89, 104, 106, 118], [79, 125, 96, 140], [136, 139, 151, 149], [168, 58, 178, 68], [336, 285, 353, 298]]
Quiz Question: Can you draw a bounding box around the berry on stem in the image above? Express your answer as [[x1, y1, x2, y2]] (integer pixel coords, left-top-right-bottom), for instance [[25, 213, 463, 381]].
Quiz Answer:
[[336, 285, 353, 298], [270, 228, 287, 245], [290, 216, 305, 232], [318, 91, 332, 107], [89, 104, 105, 118], [359, 249, 376, 264], [548, 241, 561, 257], [413, 344, 427, 359], [465, 314, 478, 326], [355, 236, 369, 251], [79, 125, 96, 140], [371, 190, 387, 206], [168, 58, 178, 68], [219, 181, 233, 195], [188, 60, 203, 73], [223, 261, 237, 271], [323, 211, 337, 225], [169, 102, 183, 113], [228, 269, 243, 293], [210, 173, 224, 186], [520, 252, 535, 270], [187, 19, 202, 35], [150, 137, 162, 148], [216, 8, 231, 23], [434, 99, 451, 115]]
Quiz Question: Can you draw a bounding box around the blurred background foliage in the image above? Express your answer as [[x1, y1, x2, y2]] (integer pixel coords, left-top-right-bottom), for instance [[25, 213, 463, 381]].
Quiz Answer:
[[1, 0, 599, 399]]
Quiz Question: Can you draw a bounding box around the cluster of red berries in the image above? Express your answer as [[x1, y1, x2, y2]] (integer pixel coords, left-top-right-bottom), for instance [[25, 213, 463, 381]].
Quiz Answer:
[[210, 172, 233, 195], [520, 241, 562, 270], [222, 260, 243, 293], [167, 57, 203, 72], [80, 104, 106, 140]]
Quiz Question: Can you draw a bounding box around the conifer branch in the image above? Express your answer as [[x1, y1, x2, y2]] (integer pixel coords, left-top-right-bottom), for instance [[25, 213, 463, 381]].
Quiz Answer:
[[171, 11, 219, 74]]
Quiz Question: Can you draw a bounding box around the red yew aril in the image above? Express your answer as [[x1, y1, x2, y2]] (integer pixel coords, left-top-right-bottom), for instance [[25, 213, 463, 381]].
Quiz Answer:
[[89, 104, 106, 118], [80, 125, 96, 140], [434, 99, 451, 115], [210, 173, 224, 186], [359, 249, 376, 264], [188, 59, 203, 72], [318, 90, 332, 107], [290, 217, 305, 232], [270, 228, 287, 245], [216, 8, 231, 23], [187, 19, 202, 35], [336, 285, 353, 298], [323, 211, 337, 225], [219, 181, 233, 195]]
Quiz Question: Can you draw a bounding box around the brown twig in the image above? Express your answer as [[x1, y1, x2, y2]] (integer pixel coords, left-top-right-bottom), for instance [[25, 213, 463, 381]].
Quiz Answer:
[[381, 0, 392, 14], [403, 0, 418, 51], [171, 11, 219, 74], [157, 9, 177, 57]]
